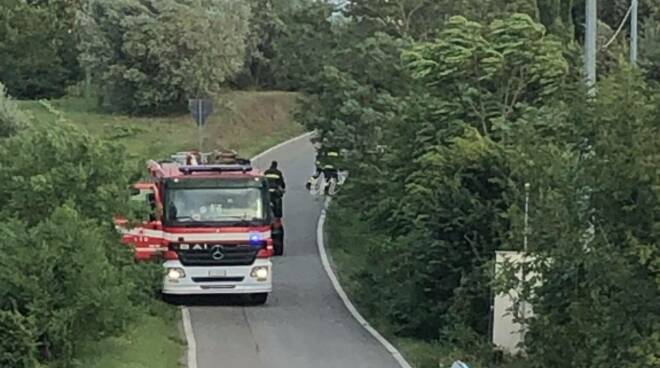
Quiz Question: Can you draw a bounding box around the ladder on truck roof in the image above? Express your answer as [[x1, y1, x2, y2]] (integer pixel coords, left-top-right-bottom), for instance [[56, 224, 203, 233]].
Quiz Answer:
[[146, 159, 252, 178], [149, 150, 252, 175], [179, 162, 252, 175]]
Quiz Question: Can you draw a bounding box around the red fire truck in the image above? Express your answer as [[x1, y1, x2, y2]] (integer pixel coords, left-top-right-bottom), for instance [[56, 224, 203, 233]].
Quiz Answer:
[[116, 152, 283, 304]]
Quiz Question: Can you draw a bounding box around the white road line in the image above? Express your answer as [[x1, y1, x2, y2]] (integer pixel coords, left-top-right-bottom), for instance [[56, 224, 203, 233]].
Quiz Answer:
[[316, 197, 413, 368], [181, 306, 198, 368], [180, 131, 314, 368], [251, 131, 314, 162]]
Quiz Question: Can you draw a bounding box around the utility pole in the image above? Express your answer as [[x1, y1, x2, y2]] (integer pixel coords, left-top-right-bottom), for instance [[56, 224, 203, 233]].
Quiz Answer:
[[520, 182, 530, 347], [585, 0, 597, 94], [631, 0, 638, 65]]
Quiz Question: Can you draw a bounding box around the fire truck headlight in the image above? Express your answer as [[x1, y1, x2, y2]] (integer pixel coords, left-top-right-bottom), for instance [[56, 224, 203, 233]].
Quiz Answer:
[[250, 266, 269, 281], [166, 268, 185, 280]]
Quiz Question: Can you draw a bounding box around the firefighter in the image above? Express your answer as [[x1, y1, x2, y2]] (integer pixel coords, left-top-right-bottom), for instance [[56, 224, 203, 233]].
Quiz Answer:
[[305, 167, 322, 192], [185, 151, 201, 165], [264, 161, 285, 217], [316, 147, 340, 194]]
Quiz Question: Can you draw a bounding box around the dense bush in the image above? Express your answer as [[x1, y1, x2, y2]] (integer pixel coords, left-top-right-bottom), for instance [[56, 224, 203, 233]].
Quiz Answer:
[[0, 83, 25, 138], [0, 309, 39, 368], [507, 69, 660, 368], [0, 92, 159, 365], [0, 208, 141, 363]]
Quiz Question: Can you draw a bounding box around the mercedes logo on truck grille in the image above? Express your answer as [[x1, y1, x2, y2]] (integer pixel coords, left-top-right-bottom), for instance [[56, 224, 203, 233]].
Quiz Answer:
[[211, 246, 225, 260]]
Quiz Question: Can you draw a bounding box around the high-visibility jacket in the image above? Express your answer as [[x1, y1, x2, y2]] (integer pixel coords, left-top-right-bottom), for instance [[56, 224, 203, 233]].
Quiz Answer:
[[316, 149, 341, 170], [264, 168, 285, 195]]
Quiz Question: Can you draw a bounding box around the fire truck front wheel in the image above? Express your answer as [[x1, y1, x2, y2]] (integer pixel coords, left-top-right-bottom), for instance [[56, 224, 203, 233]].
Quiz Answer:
[[248, 292, 268, 305]]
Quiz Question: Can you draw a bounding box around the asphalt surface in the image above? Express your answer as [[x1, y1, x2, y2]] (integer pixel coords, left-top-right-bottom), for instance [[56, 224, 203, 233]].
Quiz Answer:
[[188, 136, 400, 368]]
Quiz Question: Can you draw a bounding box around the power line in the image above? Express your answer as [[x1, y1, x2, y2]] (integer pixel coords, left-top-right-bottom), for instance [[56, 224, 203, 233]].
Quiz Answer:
[[602, 2, 634, 50]]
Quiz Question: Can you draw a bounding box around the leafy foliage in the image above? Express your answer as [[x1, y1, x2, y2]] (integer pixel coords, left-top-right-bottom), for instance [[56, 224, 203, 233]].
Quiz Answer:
[[0, 83, 26, 139], [0, 208, 142, 363], [232, 0, 288, 88], [500, 69, 660, 368], [78, 0, 250, 114], [296, 4, 659, 367], [0, 309, 39, 368], [342, 0, 541, 40], [403, 14, 568, 136], [0, 93, 159, 365], [343, 0, 447, 39], [270, 1, 339, 91], [0, 0, 76, 98], [641, 17, 660, 83], [0, 123, 137, 226]]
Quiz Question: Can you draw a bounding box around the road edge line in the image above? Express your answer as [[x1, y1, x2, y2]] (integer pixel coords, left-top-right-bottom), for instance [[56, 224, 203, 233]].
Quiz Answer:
[[252, 131, 314, 161], [181, 306, 198, 368], [181, 131, 313, 367], [316, 197, 413, 368]]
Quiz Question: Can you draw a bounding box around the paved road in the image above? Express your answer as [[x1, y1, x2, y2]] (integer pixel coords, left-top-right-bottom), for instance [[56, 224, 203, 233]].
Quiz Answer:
[[188, 136, 400, 368]]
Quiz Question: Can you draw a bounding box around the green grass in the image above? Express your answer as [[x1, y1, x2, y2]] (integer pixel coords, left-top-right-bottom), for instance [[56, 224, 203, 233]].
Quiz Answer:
[[18, 91, 303, 160], [75, 303, 184, 368]]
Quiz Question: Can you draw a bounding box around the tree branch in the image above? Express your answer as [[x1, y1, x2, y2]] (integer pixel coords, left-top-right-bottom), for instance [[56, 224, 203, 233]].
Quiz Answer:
[[506, 67, 528, 120]]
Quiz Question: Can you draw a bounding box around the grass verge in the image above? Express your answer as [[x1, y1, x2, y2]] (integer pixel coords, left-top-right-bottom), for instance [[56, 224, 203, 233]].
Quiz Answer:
[[75, 303, 184, 368], [18, 91, 303, 160]]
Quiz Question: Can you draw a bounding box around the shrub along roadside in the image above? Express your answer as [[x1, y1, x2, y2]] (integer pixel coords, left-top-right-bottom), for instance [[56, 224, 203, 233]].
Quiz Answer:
[[325, 201, 524, 368], [0, 83, 164, 367]]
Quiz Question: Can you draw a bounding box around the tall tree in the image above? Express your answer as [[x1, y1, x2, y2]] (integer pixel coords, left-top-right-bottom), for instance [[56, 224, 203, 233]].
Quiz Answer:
[[270, 0, 338, 90], [343, 0, 447, 39], [78, 0, 250, 114], [233, 0, 287, 88], [404, 14, 568, 137], [0, 1, 67, 98]]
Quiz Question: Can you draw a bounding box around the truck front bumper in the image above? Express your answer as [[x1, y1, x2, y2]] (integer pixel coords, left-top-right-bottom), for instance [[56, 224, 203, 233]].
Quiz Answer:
[[161, 259, 272, 295]]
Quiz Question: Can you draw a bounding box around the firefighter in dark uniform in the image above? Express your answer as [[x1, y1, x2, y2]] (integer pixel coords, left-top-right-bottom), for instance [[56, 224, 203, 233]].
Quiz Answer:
[[264, 161, 285, 217]]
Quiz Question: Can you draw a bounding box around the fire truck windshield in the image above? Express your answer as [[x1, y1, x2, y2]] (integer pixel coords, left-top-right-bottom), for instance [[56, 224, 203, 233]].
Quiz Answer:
[[165, 186, 266, 225]]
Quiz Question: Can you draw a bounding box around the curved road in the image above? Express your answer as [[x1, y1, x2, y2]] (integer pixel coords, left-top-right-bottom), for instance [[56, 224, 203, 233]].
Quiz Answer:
[[186, 135, 400, 368]]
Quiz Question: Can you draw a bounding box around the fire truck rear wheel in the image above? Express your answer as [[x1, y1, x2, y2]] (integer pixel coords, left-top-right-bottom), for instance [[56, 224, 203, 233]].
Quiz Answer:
[[248, 292, 268, 305]]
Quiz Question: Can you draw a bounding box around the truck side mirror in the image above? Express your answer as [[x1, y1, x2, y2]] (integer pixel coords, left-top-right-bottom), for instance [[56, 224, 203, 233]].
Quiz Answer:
[[146, 193, 157, 221]]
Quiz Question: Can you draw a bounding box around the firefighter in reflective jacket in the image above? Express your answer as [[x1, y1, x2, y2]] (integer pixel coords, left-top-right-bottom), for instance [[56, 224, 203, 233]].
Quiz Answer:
[[264, 161, 285, 217], [307, 147, 340, 193], [317, 147, 340, 184]]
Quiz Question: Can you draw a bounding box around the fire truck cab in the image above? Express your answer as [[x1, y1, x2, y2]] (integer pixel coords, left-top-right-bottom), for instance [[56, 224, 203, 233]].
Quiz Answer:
[[119, 153, 278, 304]]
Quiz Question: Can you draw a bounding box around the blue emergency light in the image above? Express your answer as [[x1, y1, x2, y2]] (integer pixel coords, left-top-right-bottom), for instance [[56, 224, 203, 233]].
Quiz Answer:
[[249, 233, 261, 246]]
